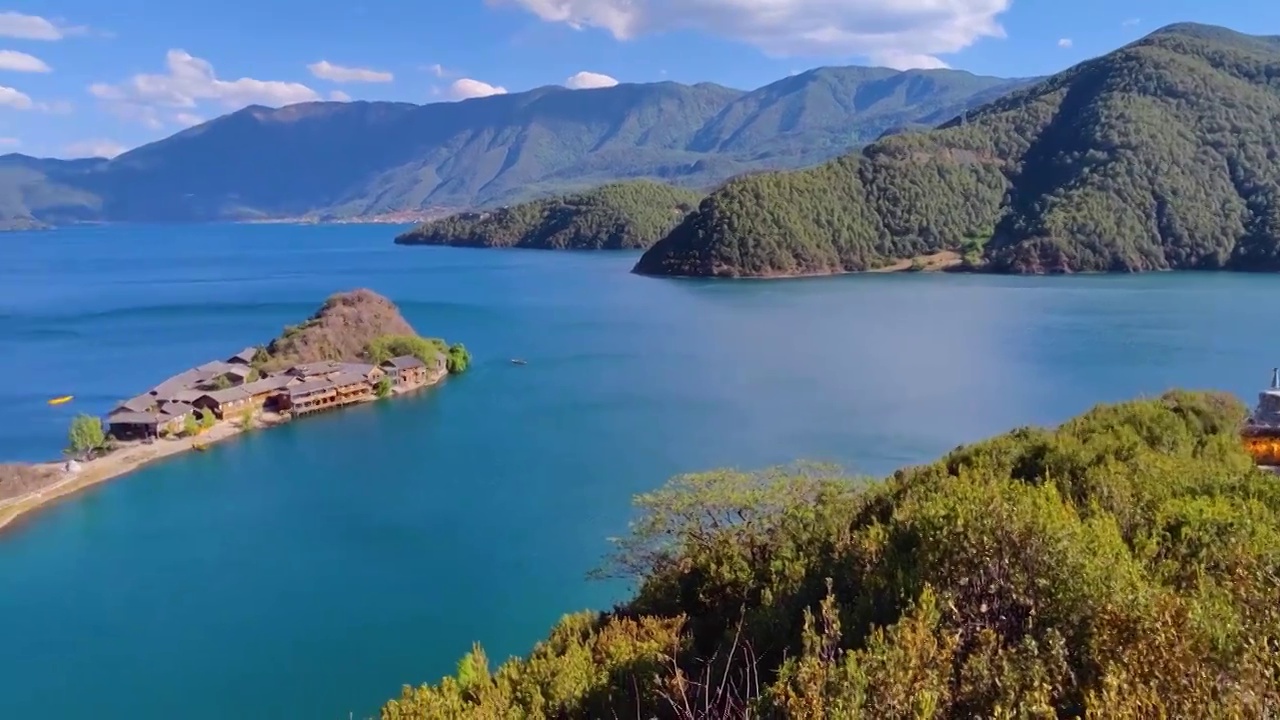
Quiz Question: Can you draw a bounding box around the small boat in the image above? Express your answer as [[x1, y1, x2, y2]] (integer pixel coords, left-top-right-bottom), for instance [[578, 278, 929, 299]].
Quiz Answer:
[[510, 359, 527, 366], [192, 442, 208, 452], [48, 395, 73, 406]]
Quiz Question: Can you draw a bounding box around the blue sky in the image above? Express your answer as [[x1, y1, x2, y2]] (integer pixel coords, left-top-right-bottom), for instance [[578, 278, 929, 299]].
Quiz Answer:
[[0, 0, 1274, 159]]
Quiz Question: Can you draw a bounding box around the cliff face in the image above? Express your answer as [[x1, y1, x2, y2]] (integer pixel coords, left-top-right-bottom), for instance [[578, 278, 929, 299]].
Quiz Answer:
[[264, 289, 416, 366]]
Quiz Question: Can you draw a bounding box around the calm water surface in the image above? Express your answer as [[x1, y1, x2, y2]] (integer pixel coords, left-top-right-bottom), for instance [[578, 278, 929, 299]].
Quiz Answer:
[[0, 224, 1275, 718]]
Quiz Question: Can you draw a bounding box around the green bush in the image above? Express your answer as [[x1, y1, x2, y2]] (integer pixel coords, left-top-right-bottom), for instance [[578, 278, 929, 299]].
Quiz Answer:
[[446, 343, 470, 374], [66, 414, 105, 456], [381, 392, 1280, 718]]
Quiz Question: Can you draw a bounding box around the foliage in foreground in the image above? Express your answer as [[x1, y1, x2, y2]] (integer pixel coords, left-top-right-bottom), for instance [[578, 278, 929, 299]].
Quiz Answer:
[[381, 390, 1280, 718], [636, 23, 1280, 277], [395, 181, 703, 251]]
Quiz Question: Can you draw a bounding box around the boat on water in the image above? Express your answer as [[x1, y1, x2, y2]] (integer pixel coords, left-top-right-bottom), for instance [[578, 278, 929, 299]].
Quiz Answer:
[[510, 359, 527, 366], [47, 395, 73, 406], [192, 442, 208, 452]]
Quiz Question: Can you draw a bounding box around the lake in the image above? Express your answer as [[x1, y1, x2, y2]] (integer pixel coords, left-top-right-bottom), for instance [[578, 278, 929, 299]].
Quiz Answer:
[[0, 223, 1274, 719]]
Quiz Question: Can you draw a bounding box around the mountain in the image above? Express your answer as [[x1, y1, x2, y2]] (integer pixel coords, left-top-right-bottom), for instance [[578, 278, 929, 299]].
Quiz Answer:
[[394, 180, 702, 250], [4, 68, 1030, 229], [635, 23, 1280, 278], [381, 390, 1280, 718]]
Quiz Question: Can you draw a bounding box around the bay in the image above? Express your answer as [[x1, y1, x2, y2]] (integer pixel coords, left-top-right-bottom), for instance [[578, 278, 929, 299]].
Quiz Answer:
[[0, 223, 1274, 718]]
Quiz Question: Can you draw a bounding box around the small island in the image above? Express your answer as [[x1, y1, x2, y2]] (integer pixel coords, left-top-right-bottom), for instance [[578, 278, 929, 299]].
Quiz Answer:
[[0, 289, 470, 532]]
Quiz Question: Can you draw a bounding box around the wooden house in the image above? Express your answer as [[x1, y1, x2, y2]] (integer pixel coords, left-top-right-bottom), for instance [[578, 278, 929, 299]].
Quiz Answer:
[[287, 379, 338, 415], [227, 347, 258, 365], [192, 386, 253, 419], [107, 411, 162, 440], [380, 356, 428, 387], [331, 372, 374, 404]]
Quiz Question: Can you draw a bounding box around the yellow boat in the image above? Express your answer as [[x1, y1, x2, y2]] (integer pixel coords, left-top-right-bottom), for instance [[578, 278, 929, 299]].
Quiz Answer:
[[48, 395, 73, 406], [192, 442, 208, 452]]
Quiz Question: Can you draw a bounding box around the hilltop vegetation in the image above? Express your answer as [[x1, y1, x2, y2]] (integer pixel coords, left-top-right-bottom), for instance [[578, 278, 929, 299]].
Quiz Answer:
[[394, 181, 701, 250], [0, 68, 1029, 229], [380, 390, 1280, 718], [636, 23, 1280, 277]]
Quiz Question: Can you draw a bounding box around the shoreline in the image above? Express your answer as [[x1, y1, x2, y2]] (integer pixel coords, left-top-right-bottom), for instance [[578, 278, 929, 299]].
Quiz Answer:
[[0, 373, 445, 535]]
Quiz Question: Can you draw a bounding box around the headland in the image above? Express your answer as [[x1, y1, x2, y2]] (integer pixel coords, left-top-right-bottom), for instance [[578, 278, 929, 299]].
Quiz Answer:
[[0, 289, 470, 533]]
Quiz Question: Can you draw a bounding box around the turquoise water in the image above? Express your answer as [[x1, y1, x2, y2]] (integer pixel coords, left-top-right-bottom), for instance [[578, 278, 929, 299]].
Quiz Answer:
[[0, 224, 1276, 718]]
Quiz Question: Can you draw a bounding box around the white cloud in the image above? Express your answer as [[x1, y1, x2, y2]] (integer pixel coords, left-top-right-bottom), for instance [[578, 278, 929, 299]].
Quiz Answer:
[[329, 89, 352, 101], [0, 136, 18, 146], [0, 11, 87, 40], [565, 70, 618, 89], [64, 139, 127, 158], [446, 77, 507, 100], [173, 112, 203, 127], [1121, 18, 1140, 27], [1057, 38, 1072, 48], [0, 85, 33, 109], [89, 49, 320, 128], [307, 60, 393, 83], [423, 63, 453, 78], [490, 0, 1011, 69], [0, 50, 51, 73]]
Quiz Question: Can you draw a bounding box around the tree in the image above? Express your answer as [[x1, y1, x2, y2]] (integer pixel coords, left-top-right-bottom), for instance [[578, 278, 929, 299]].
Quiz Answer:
[[199, 411, 216, 431], [183, 413, 199, 437], [66, 414, 105, 457], [210, 375, 233, 390], [375, 376, 393, 398], [446, 343, 471, 374], [238, 407, 255, 429]]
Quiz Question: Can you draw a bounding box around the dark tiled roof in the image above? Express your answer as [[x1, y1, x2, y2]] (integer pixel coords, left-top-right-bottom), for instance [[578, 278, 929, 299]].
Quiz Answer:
[[241, 375, 296, 394], [381, 355, 425, 370], [108, 411, 159, 425], [287, 361, 344, 377], [330, 371, 371, 388], [289, 379, 335, 398], [337, 362, 379, 376], [157, 402, 194, 420], [114, 394, 155, 414], [199, 387, 252, 404], [228, 347, 258, 364]]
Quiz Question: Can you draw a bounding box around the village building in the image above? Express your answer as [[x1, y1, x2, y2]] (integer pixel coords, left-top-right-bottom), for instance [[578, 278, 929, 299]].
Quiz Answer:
[[285, 361, 346, 380], [240, 375, 299, 411], [287, 379, 338, 415], [192, 386, 254, 419], [380, 356, 428, 387], [227, 347, 258, 365], [332, 371, 375, 404]]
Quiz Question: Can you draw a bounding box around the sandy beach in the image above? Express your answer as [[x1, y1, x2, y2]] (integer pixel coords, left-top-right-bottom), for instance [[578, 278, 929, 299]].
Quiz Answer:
[[0, 416, 259, 533], [0, 369, 445, 534]]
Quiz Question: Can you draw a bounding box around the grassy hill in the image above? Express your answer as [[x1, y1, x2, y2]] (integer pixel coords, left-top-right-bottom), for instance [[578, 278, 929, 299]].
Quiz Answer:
[[393, 181, 701, 250], [379, 390, 1280, 718], [2, 68, 1031, 229], [635, 23, 1280, 277]]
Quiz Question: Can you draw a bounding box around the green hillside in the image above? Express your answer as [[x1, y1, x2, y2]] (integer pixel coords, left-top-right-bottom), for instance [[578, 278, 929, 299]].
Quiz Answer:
[[635, 23, 1280, 277], [1, 68, 1029, 229], [380, 391, 1280, 718], [394, 181, 701, 250]]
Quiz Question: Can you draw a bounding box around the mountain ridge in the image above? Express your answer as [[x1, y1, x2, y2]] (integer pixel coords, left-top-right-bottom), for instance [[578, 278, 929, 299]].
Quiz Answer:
[[634, 22, 1280, 277], [2, 66, 1034, 230]]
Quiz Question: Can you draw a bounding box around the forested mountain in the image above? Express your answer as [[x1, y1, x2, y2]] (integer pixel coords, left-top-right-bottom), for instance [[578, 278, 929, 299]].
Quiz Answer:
[[394, 181, 701, 250], [2, 67, 1028, 229], [635, 23, 1280, 277], [381, 391, 1280, 718]]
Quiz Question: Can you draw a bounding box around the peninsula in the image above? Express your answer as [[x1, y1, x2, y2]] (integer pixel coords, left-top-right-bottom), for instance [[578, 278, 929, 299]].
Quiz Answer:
[[0, 289, 470, 532], [634, 23, 1280, 278], [393, 181, 701, 251]]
